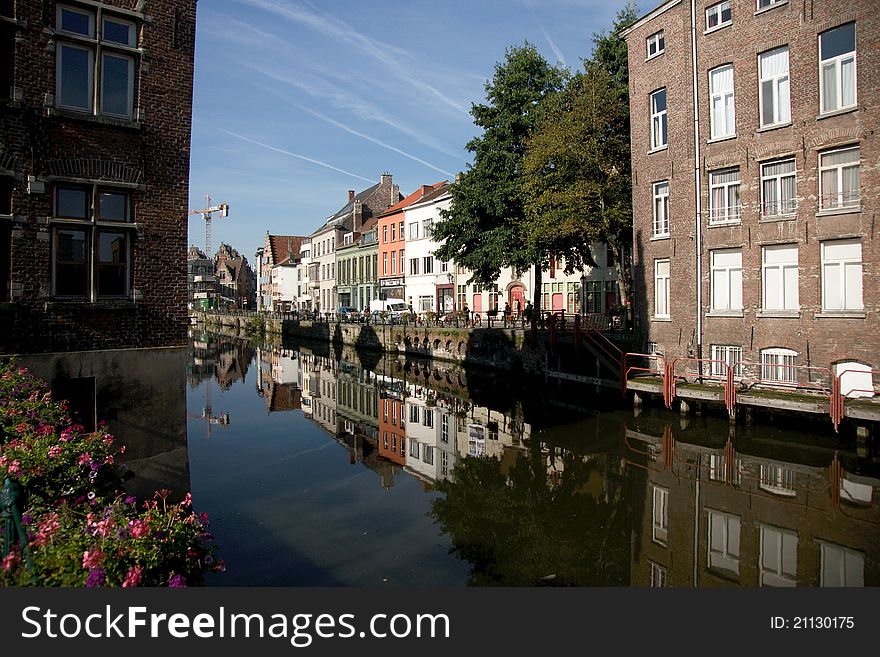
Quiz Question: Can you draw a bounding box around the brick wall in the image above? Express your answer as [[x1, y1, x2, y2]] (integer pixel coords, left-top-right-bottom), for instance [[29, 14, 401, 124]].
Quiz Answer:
[[0, 0, 197, 353], [626, 0, 879, 373]]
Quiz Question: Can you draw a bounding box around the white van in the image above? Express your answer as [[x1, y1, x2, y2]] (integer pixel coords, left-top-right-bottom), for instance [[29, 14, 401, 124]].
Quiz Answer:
[[369, 299, 409, 320]]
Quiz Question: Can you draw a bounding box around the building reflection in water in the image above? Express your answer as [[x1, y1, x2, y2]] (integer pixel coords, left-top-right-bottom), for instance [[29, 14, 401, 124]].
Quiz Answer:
[[17, 347, 191, 501], [181, 331, 879, 587]]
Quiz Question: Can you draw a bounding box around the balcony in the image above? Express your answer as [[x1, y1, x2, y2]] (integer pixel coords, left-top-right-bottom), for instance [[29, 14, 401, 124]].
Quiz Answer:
[[194, 274, 216, 283]]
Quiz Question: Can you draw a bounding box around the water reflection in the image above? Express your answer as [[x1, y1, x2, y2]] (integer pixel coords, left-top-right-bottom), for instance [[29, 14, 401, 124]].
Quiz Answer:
[[182, 330, 879, 586]]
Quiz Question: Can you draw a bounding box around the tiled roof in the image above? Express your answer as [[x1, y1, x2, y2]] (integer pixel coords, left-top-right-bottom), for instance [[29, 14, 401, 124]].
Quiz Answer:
[[268, 235, 306, 265], [378, 181, 446, 217]]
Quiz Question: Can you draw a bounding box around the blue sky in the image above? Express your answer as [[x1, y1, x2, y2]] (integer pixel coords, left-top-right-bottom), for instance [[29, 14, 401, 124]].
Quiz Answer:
[[187, 0, 630, 261]]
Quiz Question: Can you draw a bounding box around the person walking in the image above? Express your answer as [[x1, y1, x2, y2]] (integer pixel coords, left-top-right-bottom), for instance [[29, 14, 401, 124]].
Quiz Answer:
[[503, 302, 512, 328]]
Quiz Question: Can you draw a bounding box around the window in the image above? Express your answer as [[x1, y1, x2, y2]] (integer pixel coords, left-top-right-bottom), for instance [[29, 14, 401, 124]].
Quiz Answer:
[[423, 445, 434, 465], [760, 348, 798, 384], [409, 439, 420, 459], [760, 159, 797, 217], [391, 223, 396, 241], [424, 409, 434, 428], [762, 244, 799, 311], [398, 221, 404, 239], [709, 65, 735, 139], [757, 0, 784, 8], [566, 281, 581, 314], [820, 542, 864, 587], [382, 252, 388, 276], [759, 463, 796, 495], [820, 23, 856, 114], [709, 169, 741, 224], [652, 181, 669, 237], [708, 453, 742, 484], [399, 250, 404, 274], [422, 256, 433, 274], [760, 526, 797, 587], [654, 259, 670, 319], [759, 47, 790, 128], [1, 8, 15, 101], [390, 250, 396, 274], [650, 563, 667, 587], [441, 414, 449, 443], [382, 225, 387, 243], [409, 223, 418, 239], [650, 89, 667, 149], [409, 258, 419, 276], [422, 218, 433, 237], [440, 451, 449, 476], [706, 1, 731, 30], [711, 345, 743, 377], [56, 5, 136, 118], [819, 146, 860, 211], [646, 30, 664, 58], [652, 486, 668, 545], [52, 185, 132, 299], [708, 510, 741, 575], [821, 239, 863, 311], [457, 285, 466, 310], [710, 249, 742, 312], [418, 295, 432, 312]]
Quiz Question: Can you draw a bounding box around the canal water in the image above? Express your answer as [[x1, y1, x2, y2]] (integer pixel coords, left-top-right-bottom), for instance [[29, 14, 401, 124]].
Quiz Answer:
[[19, 331, 880, 586]]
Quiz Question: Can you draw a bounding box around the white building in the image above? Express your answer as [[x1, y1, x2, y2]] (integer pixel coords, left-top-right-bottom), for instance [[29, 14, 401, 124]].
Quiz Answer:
[[295, 239, 312, 311], [403, 183, 456, 314], [404, 383, 457, 483]]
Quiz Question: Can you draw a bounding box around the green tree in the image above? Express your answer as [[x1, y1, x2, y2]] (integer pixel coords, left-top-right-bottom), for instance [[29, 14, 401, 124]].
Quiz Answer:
[[522, 6, 638, 326], [432, 43, 564, 329]]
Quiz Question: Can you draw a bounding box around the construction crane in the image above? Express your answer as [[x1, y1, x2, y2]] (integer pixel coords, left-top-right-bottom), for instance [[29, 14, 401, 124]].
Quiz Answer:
[[188, 193, 229, 257]]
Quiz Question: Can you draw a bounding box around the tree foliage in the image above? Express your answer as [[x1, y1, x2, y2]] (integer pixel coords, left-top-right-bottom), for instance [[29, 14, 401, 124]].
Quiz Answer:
[[522, 6, 638, 322], [432, 43, 565, 288]]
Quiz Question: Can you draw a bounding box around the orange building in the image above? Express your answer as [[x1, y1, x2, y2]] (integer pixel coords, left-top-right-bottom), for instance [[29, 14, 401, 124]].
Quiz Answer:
[[378, 389, 407, 466], [377, 183, 444, 302]]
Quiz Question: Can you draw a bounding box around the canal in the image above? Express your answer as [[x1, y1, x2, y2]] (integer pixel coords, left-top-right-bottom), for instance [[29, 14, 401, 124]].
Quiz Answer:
[[18, 330, 880, 586]]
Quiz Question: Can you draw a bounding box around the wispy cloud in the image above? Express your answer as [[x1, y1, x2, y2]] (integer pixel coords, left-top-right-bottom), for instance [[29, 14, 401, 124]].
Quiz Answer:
[[243, 77, 455, 178], [242, 64, 463, 160], [539, 25, 568, 68], [195, 120, 376, 184], [235, 0, 471, 117]]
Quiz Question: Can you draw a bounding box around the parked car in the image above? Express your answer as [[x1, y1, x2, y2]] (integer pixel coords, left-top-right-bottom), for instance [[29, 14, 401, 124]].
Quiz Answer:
[[336, 306, 361, 322]]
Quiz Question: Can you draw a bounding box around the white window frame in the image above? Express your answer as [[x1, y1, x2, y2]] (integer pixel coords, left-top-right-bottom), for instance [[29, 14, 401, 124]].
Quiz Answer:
[[819, 146, 860, 212], [409, 257, 419, 276], [821, 239, 863, 311], [819, 22, 857, 115], [709, 64, 735, 139], [708, 168, 741, 224], [423, 256, 433, 274], [759, 525, 798, 587], [761, 244, 799, 311], [760, 158, 797, 218], [650, 88, 668, 150], [710, 248, 742, 312], [708, 509, 741, 575], [706, 1, 732, 32], [758, 47, 791, 128], [650, 562, 667, 587], [654, 259, 670, 319], [652, 486, 668, 545], [646, 30, 665, 59], [759, 463, 796, 496], [757, 0, 784, 9], [409, 222, 419, 240], [710, 345, 743, 377], [652, 181, 669, 237], [819, 542, 864, 587], [760, 348, 798, 385]]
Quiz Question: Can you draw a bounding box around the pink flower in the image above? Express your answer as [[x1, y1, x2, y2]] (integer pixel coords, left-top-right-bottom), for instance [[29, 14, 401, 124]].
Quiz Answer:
[[32, 513, 61, 546], [181, 493, 192, 508], [128, 519, 149, 539], [82, 549, 103, 570], [7, 460, 21, 476], [48, 446, 63, 458], [122, 565, 143, 588], [78, 453, 91, 466], [104, 455, 114, 465], [2, 551, 20, 572], [103, 435, 113, 445]]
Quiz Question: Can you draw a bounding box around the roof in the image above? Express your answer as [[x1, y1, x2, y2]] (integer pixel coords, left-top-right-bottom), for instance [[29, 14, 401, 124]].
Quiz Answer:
[[407, 181, 452, 210], [378, 181, 446, 218], [268, 235, 306, 266], [618, 0, 682, 38], [312, 183, 382, 236]]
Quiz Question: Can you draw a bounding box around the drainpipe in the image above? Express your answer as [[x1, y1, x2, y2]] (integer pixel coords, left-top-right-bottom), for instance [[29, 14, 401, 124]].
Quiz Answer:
[[690, 0, 703, 363]]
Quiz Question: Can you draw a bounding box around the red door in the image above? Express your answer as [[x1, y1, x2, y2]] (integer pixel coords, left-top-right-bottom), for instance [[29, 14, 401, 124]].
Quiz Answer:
[[473, 294, 483, 313], [509, 285, 525, 315], [552, 293, 564, 313]]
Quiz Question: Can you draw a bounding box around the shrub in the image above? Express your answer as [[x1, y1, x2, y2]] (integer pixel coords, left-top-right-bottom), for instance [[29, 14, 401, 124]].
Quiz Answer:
[[0, 359, 223, 587]]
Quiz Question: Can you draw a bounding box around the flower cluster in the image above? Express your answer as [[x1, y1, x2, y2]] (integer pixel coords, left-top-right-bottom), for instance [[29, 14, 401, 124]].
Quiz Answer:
[[0, 360, 223, 587]]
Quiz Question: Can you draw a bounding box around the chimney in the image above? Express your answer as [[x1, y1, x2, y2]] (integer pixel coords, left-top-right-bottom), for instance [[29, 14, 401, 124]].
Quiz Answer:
[[391, 183, 400, 202], [420, 184, 432, 197], [348, 190, 355, 202], [353, 200, 363, 232], [380, 172, 392, 188]]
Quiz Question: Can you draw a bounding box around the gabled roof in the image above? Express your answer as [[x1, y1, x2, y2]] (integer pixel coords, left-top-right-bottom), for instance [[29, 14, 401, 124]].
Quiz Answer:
[[378, 181, 446, 218], [407, 181, 452, 209], [312, 183, 382, 236], [268, 235, 306, 266]]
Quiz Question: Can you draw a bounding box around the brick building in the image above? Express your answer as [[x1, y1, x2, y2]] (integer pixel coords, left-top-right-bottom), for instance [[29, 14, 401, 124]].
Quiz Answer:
[[0, 0, 198, 353], [622, 0, 878, 384]]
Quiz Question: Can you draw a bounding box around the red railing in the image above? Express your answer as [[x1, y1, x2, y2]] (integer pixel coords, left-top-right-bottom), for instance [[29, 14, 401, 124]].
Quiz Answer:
[[622, 353, 672, 408], [669, 357, 731, 411]]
